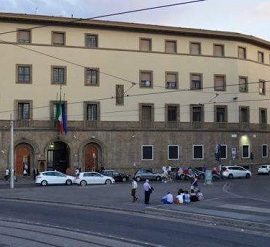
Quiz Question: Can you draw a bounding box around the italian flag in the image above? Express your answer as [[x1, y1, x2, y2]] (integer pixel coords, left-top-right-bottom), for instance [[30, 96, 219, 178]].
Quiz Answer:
[[55, 103, 67, 134]]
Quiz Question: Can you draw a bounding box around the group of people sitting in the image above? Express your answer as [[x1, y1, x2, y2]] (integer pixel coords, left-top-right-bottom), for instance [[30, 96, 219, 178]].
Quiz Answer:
[[161, 188, 204, 205]]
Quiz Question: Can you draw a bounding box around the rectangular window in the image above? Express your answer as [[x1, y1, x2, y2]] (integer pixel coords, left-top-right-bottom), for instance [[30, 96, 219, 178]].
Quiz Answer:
[[141, 145, 153, 160], [167, 105, 178, 122], [17, 29, 31, 43], [17, 65, 32, 84], [214, 75, 226, 91], [165, 40, 177, 53], [191, 105, 204, 122], [239, 76, 248, 92], [242, 145, 250, 158], [140, 71, 153, 88], [259, 80, 266, 95], [52, 66, 66, 84], [139, 38, 152, 52], [262, 144, 268, 158], [193, 145, 204, 159], [165, 72, 178, 89], [87, 104, 98, 121], [259, 108, 267, 124], [18, 102, 31, 120], [190, 73, 202, 90], [219, 145, 227, 159], [215, 105, 227, 123], [52, 32, 65, 46], [168, 145, 179, 160], [213, 44, 224, 57], [240, 106, 249, 123], [238, 47, 246, 59], [141, 104, 153, 122], [116, 85, 124, 105], [85, 34, 98, 48], [85, 68, 99, 86], [190, 42, 201, 55], [258, 51, 264, 63]]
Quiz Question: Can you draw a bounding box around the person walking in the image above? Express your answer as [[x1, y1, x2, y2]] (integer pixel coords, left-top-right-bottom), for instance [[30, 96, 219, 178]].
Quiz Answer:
[[4, 168, 9, 181], [143, 179, 153, 204], [131, 178, 138, 202]]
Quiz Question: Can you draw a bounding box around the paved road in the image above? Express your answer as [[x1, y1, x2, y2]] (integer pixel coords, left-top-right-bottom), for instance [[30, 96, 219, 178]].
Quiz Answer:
[[0, 199, 269, 247], [0, 175, 269, 246]]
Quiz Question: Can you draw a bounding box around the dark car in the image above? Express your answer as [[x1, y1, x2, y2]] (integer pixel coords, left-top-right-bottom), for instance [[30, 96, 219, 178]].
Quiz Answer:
[[134, 168, 164, 182], [100, 169, 130, 182]]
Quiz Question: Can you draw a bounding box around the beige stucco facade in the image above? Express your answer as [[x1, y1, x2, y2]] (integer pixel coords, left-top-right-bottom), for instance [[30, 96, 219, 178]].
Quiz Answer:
[[0, 13, 270, 175]]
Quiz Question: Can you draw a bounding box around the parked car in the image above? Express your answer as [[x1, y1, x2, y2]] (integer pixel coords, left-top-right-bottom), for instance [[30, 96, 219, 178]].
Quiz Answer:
[[258, 165, 270, 175], [221, 166, 252, 179], [75, 172, 115, 186], [134, 169, 164, 182], [100, 169, 130, 182], [35, 171, 75, 186]]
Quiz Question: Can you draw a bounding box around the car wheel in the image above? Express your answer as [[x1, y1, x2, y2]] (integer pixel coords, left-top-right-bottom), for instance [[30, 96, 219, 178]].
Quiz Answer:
[[105, 179, 112, 185], [268, 171, 270, 176], [66, 179, 72, 185], [80, 180, 87, 186], [122, 177, 127, 182], [156, 176, 161, 181], [136, 177, 141, 182], [228, 174, 233, 179], [245, 173, 251, 179], [41, 180, 48, 186]]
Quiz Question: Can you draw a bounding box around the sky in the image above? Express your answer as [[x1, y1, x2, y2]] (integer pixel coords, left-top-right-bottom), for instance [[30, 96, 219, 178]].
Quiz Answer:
[[0, 0, 269, 41]]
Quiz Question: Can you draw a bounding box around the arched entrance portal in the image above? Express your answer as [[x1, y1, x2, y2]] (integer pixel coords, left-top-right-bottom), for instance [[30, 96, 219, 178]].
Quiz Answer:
[[47, 141, 69, 173], [15, 143, 33, 176], [84, 143, 102, 171]]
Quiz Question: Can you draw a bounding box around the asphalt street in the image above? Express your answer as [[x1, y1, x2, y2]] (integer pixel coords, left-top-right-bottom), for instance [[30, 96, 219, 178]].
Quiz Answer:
[[0, 199, 269, 247], [0, 175, 269, 246]]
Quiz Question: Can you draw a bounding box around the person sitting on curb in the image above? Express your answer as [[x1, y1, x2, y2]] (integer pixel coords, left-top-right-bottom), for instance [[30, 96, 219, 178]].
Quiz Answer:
[[175, 189, 184, 204], [197, 190, 204, 201], [190, 189, 198, 202], [161, 192, 173, 204], [184, 190, 191, 204]]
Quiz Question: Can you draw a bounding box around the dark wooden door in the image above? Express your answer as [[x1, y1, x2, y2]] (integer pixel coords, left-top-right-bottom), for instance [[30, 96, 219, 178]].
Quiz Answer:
[[84, 144, 98, 171], [15, 145, 31, 176]]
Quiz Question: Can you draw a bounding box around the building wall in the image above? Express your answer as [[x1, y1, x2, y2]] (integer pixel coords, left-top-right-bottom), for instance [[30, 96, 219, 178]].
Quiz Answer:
[[0, 15, 270, 173]]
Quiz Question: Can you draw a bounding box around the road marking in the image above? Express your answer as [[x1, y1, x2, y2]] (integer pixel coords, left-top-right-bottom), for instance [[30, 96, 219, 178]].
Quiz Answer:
[[219, 204, 270, 214]]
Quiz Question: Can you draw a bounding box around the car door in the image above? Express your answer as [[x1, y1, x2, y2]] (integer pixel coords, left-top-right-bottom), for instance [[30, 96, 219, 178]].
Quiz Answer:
[[45, 171, 57, 184], [86, 173, 96, 184], [238, 167, 247, 177], [54, 172, 66, 184], [93, 172, 104, 184]]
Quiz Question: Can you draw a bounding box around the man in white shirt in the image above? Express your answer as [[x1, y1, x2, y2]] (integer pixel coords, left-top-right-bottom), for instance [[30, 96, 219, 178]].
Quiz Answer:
[[131, 178, 138, 202], [143, 179, 152, 204], [161, 192, 173, 204]]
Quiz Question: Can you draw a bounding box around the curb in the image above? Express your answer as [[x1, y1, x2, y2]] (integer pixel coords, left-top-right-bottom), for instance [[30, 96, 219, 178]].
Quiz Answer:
[[145, 207, 270, 234]]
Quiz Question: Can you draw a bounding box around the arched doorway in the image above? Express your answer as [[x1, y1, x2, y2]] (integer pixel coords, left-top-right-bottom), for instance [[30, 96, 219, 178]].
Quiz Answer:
[[84, 143, 102, 171], [15, 143, 33, 176], [47, 141, 69, 173]]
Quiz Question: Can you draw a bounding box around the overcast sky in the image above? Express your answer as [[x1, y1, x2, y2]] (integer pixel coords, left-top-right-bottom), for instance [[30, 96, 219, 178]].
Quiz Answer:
[[0, 0, 269, 41]]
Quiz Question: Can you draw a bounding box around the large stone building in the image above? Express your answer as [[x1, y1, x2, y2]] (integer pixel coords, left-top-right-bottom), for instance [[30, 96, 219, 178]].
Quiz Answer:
[[0, 13, 270, 175]]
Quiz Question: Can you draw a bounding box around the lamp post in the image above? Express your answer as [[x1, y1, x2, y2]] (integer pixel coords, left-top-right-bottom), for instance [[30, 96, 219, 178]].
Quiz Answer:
[[10, 113, 14, 189]]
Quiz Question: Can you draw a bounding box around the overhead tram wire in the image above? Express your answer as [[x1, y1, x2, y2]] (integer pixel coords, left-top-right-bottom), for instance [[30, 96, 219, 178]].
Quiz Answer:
[[0, 79, 270, 118], [0, 0, 206, 36], [0, 1, 207, 93]]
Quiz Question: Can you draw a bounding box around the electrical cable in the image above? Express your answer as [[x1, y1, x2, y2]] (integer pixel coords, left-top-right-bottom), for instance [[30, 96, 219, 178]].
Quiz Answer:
[[0, 0, 206, 36]]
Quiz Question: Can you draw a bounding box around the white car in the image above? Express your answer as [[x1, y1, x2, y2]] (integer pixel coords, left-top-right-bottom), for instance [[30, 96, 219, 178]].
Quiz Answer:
[[35, 171, 75, 186], [75, 172, 115, 186], [221, 166, 251, 179], [258, 165, 270, 175]]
